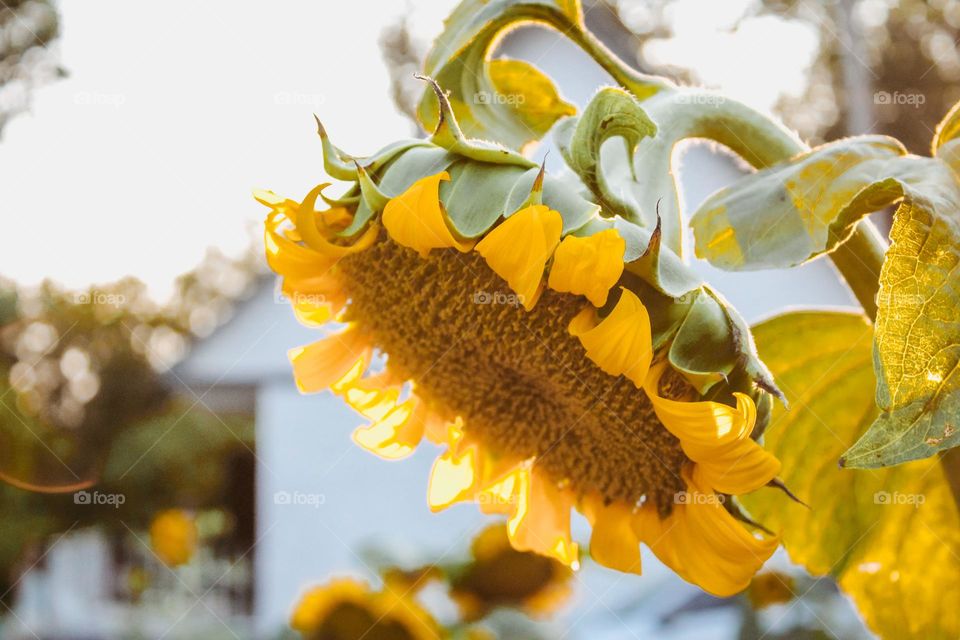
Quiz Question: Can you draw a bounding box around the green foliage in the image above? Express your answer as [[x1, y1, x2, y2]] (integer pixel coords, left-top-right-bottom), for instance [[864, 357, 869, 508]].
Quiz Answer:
[[690, 136, 907, 270], [417, 0, 582, 150], [687, 102, 960, 467], [555, 88, 657, 225], [746, 311, 960, 639]]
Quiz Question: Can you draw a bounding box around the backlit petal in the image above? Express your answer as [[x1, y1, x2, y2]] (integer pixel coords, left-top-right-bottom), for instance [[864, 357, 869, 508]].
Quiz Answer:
[[288, 327, 371, 393], [428, 446, 478, 512], [507, 468, 579, 567]]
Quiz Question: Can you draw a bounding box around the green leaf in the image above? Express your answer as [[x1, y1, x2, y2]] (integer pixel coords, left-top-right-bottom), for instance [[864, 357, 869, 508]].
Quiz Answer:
[[689, 135, 907, 270], [842, 158, 960, 467], [556, 87, 657, 225], [419, 75, 536, 168], [744, 311, 960, 640], [417, 0, 583, 150]]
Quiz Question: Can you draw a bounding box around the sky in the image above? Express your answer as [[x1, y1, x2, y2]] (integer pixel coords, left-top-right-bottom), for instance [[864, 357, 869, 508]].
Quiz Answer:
[[0, 0, 818, 301]]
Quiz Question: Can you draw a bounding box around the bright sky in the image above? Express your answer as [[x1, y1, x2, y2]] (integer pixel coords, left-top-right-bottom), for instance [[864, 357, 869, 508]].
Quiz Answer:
[[0, 0, 816, 301], [0, 0, 455, 299]]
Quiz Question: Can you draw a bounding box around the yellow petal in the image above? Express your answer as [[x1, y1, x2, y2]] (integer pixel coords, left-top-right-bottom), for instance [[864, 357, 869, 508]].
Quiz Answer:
[[692, 446, 782, 495], [475, 463, 520, 515], [352, 401, 423, 460], [265, 213, 336, 278], [645, 362, 780, 494], [634, 472, 778, 597], [475, 205, 562, 311], [582, 494, 642, 573], [288, 327, 371, 393], [382, 171, 474, 258], [571, 288, 652, 387], [296, 184, 380, 257], [427, 446, 478, 512], [507, 468, 579, 567], [282, 272, 346, 326], [548, 229, 626, 307]]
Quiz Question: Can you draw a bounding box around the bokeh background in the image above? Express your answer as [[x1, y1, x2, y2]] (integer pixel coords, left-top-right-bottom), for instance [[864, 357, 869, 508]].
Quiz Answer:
[[0, 0, 954, 637]]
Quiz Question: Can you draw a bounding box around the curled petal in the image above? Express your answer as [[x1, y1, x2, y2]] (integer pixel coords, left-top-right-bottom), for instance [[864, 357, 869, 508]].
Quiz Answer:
[[296, 184, 380, 257], [570, 288, 653, 387], [382, 171, 474, 257], [475, 205, 562, 311], [288, 327, 371, 393], [265, 212, 336, 278], [645, 362, 780, 494], [548, 229, 626, 307]]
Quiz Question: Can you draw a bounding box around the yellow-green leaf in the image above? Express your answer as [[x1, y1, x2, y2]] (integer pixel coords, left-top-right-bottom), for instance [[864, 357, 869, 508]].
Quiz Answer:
[[690, 136, 907, 270], [841, 156, 960, 467], [488, 59, 576, 136], [417, 0, 583, 150], [744, 311, 960, 640]]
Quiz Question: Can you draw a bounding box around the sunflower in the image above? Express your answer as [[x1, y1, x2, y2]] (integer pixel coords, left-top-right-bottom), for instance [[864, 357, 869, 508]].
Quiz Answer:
[[290, 578, 442, 640], [260, 87, 787, 598], [449, 524, 573, 621], [149, 509, 197, 567]]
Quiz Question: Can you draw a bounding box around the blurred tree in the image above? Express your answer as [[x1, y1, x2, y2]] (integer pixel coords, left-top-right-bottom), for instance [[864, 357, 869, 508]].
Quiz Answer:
[[606, 0, 960, 151], [0, 246, 264, 601], [0, 0, 62, 134]]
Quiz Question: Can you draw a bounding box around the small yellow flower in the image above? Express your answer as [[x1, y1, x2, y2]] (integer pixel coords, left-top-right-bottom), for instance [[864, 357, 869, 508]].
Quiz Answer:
[[290, 578, 440, 640], [548, 229, 626, 306], [149, 509, 197, 567], [450, 524, 573, 621], [474, 204, 562, 311]]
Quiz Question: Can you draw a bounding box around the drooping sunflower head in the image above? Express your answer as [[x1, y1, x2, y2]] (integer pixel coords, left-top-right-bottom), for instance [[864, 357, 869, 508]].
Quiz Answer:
[[448, 523, 573, 621], [291, 578, 440, 640], [261, 82, 789, 597]]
